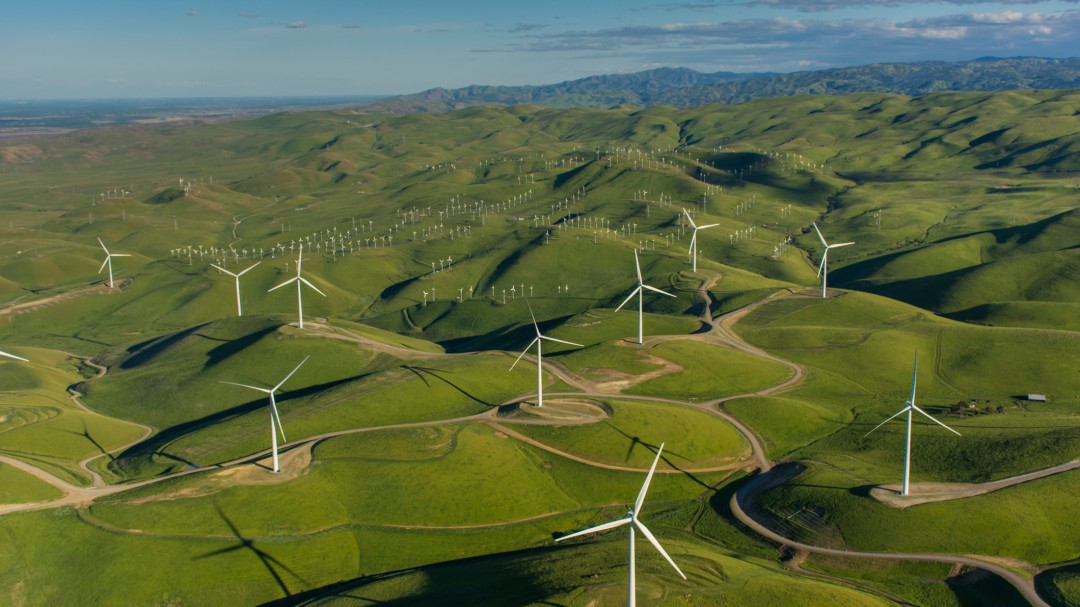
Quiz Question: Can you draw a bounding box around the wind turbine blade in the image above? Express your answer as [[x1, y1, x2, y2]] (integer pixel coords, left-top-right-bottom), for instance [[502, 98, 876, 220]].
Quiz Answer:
[[912, 404, 962, 436], [633, 250, 643, 284], [817, 249, 828, 278], [688, 232, 697, 257], [236, 262, 261, 276], [0, 350, 28, 362], [509, 338, 539, 371], [682, 209, 697, 229], [614, 287, 640, 313], [111, 253, 131, 258], [272, 356, 310, 392], [299, 277, 327, 297], [540, 335, 584, 348], [642, 284, 676, 298], [220, 381, 271, 394], [698, 223, 719, 230], [635, 520, 687, 580], [97, 237, 110, 255], [909, 350, 919, 405], [270, 401, 287, 442], [210, 264, 238, 278], [634, 444, 665, 514], [554, 517, 632, 542], [268, 277, 298, 292], [98, 258, 110, 274], [829, 242, 854, 248], [525, 298, 540, 335], [863, 406, 910, 437], [812, 223, 827, 246]]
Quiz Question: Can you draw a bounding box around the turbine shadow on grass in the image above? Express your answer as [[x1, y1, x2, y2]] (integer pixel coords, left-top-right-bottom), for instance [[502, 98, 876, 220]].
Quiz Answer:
[[604, 422, 692, 464], [56, 418, 114, 461], [257, 544, 579, 607], [195, 501, 308, 598], [401, 364, 498, 407]]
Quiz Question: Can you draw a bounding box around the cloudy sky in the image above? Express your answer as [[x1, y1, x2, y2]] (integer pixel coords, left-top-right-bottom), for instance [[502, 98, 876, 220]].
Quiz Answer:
[[3, 0, 1078, 98]]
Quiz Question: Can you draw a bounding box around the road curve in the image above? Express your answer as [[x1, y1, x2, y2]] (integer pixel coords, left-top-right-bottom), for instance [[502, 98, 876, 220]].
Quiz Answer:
[[730, 463, 1051, 607]]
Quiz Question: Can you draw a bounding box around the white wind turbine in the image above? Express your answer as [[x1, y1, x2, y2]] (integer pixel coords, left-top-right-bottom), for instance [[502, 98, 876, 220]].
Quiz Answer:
[[211, 262, 260, 317], [865, 351, 961, 496], [556, 444, 686, 606], [0, 350, 28, 362], [221, 356, 308, 473], [269, 243, 326, 329], [683, 208, 718, 272], [812, 223, 853, 298], [615, 251, 675, 345], [510, 298, 582, 407], [97, 238, 131, 289]]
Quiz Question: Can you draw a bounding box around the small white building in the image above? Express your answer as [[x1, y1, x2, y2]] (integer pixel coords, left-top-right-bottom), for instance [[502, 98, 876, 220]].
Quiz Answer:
[[1027, 394, 1047, 402]]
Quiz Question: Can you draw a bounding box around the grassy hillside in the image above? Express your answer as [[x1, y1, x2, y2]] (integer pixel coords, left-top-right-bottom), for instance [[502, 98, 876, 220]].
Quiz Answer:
[[0, 89, 1078, 606]]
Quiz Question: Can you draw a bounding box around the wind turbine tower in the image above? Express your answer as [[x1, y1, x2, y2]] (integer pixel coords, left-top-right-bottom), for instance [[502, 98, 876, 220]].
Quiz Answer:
[[812, 223, 853, 298], [221, 356, 309, 473], [615, 251, 675, 345], [556, 444, 686, 606], [865, 351, 961, 496], [211, 262, 260, 317], [97, 238, 131, 289], [510, 298, 582, 407], [683, 208, 718, 273], [269, 244, 326, 329]]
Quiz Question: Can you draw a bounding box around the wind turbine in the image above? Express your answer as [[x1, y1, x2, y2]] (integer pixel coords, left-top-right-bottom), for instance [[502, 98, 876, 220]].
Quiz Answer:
[[211, 262, 260, 317], [97, 238, 130, 289], [812, 223, 853, 298], [0, 350, 27, 362], [221, 356, 308, 473], [865, 351, 961, 496], [269, 243, 326, 329], [556, 444, 686, 606], [510, 298, 582, 407], [615, 251, 675, 345], [683, 208, 718, 272]]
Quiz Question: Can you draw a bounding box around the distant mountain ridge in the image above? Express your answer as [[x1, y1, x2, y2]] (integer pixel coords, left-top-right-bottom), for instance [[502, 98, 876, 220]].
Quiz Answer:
[[367, 57, 1080, 113]]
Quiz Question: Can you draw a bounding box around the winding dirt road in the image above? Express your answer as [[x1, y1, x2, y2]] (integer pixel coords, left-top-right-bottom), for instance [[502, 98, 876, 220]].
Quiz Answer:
[[0, 271, 1065, 605]]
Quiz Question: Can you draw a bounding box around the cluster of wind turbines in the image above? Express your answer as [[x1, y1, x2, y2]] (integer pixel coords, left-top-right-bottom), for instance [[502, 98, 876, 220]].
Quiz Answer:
[[211, 243, 328, 328]]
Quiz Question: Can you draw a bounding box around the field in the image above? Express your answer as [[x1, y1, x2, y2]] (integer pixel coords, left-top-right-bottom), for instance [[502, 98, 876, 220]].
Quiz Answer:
[[0, 89, 1078, 605]]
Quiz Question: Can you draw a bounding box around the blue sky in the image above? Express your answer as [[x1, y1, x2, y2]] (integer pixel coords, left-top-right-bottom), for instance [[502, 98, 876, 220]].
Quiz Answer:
[[3, 0, 1078, 98]]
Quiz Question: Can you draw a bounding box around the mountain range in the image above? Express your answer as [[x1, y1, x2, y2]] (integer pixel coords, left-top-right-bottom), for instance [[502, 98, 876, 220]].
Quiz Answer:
[[366, 56, 1080, 113]]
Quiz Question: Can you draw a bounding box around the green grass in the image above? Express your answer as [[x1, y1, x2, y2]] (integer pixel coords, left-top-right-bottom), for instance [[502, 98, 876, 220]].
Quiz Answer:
[[802, 554, 1030, 607], [0, 461, 64, 504], [0, 348, 147, 485], [758, 462, 1080, 565], [626, 340, 793, 400], [92, 423, 722, 532], [508, 398, 750, 469], [1, 90, 1079, 605]]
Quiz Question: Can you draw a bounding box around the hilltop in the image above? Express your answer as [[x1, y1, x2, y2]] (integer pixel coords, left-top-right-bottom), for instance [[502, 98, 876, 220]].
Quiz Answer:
[[368, 57, 1080, 113]]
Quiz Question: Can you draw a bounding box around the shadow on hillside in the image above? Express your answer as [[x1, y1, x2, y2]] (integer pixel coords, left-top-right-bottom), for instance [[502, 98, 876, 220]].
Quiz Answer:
[[258, 544, 579, 607], [201, 325, 281, 367], [120, 323, 210, 369], [401, 364, 498, 407], [195, 501, 308, 598], [605, 422, 692, 464], [110, 372, 373, 473]]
